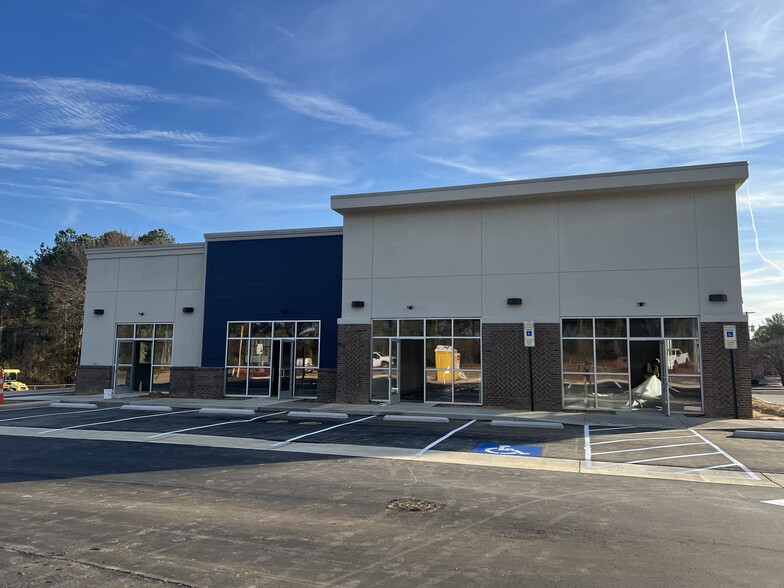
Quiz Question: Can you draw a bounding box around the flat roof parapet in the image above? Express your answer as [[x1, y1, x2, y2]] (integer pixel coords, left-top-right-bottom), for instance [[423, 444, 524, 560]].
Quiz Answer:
[[204, 226, 343, 242], [331, 161, 749, 213], [86, 242, 206, 258]]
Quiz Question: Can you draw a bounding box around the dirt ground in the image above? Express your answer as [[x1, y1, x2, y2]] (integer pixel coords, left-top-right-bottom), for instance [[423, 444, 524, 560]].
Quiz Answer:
[[753, 397, 784, 420]]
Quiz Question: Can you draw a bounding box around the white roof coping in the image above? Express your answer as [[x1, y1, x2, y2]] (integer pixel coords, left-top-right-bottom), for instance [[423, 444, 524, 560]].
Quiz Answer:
[[86, 242, 205, 259], [204, 226, 342, 242], [331, 161, 749, 213]]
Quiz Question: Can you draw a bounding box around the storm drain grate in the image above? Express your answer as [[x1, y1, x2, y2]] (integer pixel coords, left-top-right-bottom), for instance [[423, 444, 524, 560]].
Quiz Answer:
[[265, 419, 289, 424], [297, 421, 322, 426], [387, 498, 444, 513]]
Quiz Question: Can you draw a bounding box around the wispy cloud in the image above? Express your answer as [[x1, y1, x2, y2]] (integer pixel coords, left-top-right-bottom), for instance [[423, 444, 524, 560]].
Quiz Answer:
[[0, 134, 337, 187], [0, 75, 213, 133], [419, 156, 519, 182], [130, 6, 409, 138], [183, 55, 408, 138]]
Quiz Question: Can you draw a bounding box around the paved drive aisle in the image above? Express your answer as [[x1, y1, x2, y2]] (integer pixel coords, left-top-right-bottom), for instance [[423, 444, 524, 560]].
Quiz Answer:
[[1, 435, 784, 587]]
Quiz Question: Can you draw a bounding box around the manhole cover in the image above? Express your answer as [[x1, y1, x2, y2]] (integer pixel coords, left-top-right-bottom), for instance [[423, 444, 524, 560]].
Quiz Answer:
[[387, 498, 444, 513]]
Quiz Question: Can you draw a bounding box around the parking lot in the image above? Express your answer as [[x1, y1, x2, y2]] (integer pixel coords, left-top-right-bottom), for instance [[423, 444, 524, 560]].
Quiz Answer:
[[1, 403, 780, 483], [2, 403, 784, 586]]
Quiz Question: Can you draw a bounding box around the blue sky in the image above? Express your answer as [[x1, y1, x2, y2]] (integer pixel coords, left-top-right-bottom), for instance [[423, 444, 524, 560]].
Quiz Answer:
[[1, 0, 782, 324]]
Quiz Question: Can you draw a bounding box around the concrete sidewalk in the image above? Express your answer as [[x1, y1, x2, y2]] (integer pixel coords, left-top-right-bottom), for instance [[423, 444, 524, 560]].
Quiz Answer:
[[6, 390, 781, 432]]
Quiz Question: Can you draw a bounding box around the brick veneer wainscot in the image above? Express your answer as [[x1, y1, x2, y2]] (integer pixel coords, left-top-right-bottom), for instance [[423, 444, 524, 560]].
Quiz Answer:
[[482, 323, 562, 411], [75, 365, 113, 395], [336, 324, 371, 403], [170, 367, 224, 399], [700, 321, 752, 418], [317, 368, 337, 403]]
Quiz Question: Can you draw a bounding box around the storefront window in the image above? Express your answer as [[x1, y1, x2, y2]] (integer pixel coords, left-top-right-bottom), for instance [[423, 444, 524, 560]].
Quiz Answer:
[[223, 320, 321, 398], [372, 318, 481, 405], [113, 323, 174, 394], [562, 318, 702, 413]]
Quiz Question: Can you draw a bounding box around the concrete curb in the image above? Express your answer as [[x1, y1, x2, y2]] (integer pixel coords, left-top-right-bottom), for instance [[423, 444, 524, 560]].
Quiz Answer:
[[733, 430, 784, 441], [491, 419, 564, 429], [199, 408, 256, 418], [383, 415, 450, 424], [49, 402, 98, 409], [287, 411, 348, 420], [120, 404, 173, 412]]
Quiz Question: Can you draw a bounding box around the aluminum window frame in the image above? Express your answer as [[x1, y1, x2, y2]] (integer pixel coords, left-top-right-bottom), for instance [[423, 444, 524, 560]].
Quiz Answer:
[[561, 317, 703, 414], [223, 320, 322, 398], [370, 318, 482, 405]]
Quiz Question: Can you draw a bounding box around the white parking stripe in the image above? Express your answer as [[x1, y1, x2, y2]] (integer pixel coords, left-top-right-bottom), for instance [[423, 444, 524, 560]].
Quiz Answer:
[[589, 425, 641, 433], [0, 407, 117, 423], [591, 434, 696, 445], [415, 419, 476, 457], [584, 424, 592, 467], [689, 428, 760, 481], [679, 464, 736, 475], [626, 451, 722, 465], [591, 427, 679, 437], [37, 409, 199, 434], [591, 441, 708, 456], [269, 415, 376, 448], [146, 411, 288, 439]]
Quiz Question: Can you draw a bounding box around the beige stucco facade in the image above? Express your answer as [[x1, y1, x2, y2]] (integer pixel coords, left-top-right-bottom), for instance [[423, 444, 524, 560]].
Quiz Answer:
[[333, 162, 748, 325], [80, 243, 206, 368]]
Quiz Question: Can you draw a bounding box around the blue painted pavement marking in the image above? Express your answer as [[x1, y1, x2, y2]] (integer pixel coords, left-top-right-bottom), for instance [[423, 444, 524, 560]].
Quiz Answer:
[[473, 443, 543, 457]]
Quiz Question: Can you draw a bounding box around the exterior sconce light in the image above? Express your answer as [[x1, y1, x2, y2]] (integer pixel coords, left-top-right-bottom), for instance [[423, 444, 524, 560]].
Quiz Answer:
[[138, 311, 145, 316], [708, 294, 728, 302], [351, 300, 365, 308], [93, 309, 104, 315], [182, 306, 195, 313], [637, 302, 646, 307], [406, 305, 415, 310], [506, 298, 523, 306], [280, 308, 288, 314]]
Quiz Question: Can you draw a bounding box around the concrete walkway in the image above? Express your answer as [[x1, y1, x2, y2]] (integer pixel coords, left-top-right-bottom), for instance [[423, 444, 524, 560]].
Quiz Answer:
[[5, 389, 781, 432]]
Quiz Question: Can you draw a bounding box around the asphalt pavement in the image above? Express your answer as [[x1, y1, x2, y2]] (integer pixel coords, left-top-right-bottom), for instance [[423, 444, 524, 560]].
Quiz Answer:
[[1, 404, 782, 486], [2, 434, 784, 587]]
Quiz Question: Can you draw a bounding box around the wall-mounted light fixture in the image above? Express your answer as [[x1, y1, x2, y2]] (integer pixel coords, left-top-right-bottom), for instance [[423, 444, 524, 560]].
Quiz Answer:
[[182, 306, 195, 313], [351, 300, 365, 308], [637, 302, 646, 307], [138, 311, 145, 316], [280, 308, 288, 314], [406, 305, 415, 310], [93, 308, 104, 315], [708, 294, 728, 302], [506, 298, 523, 306]]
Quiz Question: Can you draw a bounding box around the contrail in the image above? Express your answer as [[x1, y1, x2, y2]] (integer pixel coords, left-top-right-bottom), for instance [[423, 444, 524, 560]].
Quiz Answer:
[[724, 30, 784, 274]]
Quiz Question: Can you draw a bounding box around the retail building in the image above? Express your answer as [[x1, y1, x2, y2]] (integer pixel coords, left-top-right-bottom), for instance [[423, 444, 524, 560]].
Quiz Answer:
[[77, 161, 751, 417]]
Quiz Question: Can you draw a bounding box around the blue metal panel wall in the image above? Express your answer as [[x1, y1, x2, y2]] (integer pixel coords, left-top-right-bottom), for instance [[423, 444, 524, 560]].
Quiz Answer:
[[201, 235, 343, 368]]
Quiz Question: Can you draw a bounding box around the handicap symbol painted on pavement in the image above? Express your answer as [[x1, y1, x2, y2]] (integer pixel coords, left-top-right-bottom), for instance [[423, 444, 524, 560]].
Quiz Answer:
[[473, 443, 543, 457]]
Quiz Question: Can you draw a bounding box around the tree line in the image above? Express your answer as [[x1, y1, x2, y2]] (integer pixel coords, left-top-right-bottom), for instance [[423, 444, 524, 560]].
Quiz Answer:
[[752, 313, 784, 385], [2, 227, 782, 388], [0, 228, 175, 384]]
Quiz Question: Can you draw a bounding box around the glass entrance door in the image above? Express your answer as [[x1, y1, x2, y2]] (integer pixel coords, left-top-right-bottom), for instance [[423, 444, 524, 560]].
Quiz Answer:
[[277, 340, 295, 399], [132, 340, 153, 393], [398, 339, 424, 402], [628, 340, 669, 414]]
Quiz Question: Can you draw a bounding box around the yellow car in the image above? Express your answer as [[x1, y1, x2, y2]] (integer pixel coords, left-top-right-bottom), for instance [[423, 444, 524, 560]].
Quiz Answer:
[[2, 369, 29, 391]]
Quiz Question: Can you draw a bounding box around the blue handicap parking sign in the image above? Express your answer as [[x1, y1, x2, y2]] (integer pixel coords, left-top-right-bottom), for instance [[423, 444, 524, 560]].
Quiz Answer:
[[473, 443, 543, 457]]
